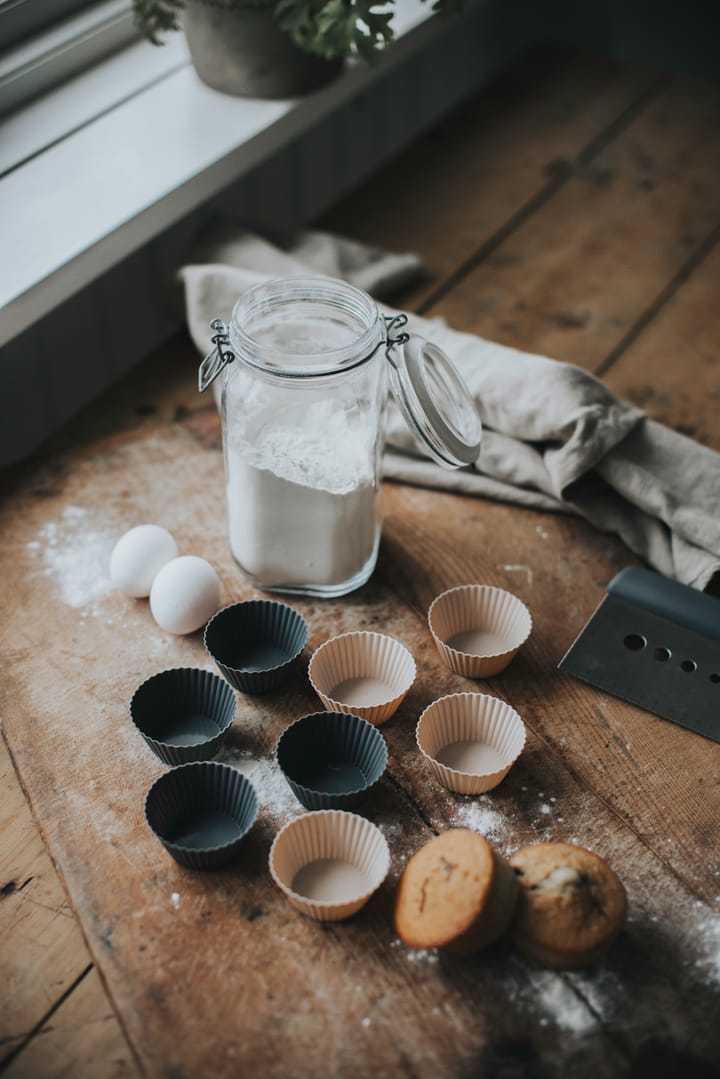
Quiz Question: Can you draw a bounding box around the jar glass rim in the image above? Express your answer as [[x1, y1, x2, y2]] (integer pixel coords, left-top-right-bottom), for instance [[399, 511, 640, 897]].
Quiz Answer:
[[229, 275, 383, 379]]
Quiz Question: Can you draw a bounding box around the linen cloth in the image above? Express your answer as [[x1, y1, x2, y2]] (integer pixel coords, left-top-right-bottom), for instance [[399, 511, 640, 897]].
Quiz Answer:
[[181, 227, 720, 591]]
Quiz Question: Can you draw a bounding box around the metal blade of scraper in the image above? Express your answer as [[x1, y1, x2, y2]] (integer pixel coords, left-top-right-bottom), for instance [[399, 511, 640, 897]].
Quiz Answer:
[[559, 566, 720, 743]]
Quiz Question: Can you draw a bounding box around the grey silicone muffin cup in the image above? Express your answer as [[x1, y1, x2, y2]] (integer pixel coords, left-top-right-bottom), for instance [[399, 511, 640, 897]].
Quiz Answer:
[[144, 761, 258, 870], [276, 711, 388, 811], [130, 667, 237, 766], [204, 600, 308, 694]]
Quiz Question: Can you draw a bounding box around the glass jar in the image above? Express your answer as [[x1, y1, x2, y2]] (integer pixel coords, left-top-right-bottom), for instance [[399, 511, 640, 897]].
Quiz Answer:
[[199, 275, 481, 598]]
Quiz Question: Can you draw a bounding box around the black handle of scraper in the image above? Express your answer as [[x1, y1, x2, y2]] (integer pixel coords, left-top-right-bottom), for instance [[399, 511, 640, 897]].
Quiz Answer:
[[608, 567, 720, 642]]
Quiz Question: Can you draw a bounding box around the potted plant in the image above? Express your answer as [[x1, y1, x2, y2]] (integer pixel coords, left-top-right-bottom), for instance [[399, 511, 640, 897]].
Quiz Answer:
[[132, 0, 454, 98]]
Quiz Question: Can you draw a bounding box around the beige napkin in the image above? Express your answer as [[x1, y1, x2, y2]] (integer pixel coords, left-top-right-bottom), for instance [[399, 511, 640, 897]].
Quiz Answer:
[[180, 227, 720, 592]]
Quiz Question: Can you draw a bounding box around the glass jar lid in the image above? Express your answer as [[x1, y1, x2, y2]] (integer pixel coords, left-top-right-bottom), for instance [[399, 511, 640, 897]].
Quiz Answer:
[[388, 334, 482, 468], [199, 283, 482, 471]]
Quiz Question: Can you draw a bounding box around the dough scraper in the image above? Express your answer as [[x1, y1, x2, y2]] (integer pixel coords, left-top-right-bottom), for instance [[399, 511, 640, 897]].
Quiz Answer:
[[559, 566, 720, 743]]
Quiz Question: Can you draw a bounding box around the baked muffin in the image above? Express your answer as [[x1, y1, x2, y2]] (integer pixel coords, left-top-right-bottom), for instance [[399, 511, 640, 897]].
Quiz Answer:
[[509, 841, 627, 970], [394, 828, 519, 954]]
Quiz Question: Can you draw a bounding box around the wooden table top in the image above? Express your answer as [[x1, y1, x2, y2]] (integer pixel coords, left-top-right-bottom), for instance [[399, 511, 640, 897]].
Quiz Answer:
[[1, 45, 719, 1079]]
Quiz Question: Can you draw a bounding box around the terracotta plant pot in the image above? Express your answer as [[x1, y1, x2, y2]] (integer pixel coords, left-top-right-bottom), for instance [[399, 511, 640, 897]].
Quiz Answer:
[[183, 0, 342, 98]]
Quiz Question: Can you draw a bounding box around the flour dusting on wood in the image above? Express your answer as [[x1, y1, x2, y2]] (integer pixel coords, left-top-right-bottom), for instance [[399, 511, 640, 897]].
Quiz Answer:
[[453, 798, 510, 847], [689, 903, 720, 986], [27, 505, 115, 618], [526, 970, 599, 1034], [376, 817, 416, 865], [220, 745, 304, 825]]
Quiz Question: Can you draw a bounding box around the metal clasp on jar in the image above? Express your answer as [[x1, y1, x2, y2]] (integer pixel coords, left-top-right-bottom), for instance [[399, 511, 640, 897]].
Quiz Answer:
[[383, 314, 410, 361], [198, 319, 234, 393]]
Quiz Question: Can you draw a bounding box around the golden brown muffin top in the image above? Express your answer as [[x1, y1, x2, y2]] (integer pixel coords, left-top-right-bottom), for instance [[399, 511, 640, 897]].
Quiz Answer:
[[509, 841, 627, 962], [394, 829, 497, 949]]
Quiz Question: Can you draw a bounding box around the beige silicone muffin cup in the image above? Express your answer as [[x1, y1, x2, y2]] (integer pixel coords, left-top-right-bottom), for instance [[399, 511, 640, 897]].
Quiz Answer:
[[269, 810, 390, 922], [428, 584, 532, 678], [416, 692, 526, 794], [308, 631, 416, 726]]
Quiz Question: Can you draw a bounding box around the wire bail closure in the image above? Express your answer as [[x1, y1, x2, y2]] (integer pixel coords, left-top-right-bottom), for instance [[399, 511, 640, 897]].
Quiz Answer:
[[383, 313, 410, 360], [198, 312, 410, 392], [198, 319, 234, 393]]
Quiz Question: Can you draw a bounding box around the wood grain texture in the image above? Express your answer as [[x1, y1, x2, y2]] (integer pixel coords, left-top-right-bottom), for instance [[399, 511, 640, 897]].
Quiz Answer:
[[0, 734, 135, 1076], [344, 67, 720, 914], [330, 72, 720, 914], [427, 78, 720, 371], [2, 46, 720, 1079], [0, 734, 92, 1050], [3, 969, 139, 1079], [602, 239, 720, 449], [0, 414, 718, 1077], [319, 47, 662, 311], [380, 492, 720, 907]]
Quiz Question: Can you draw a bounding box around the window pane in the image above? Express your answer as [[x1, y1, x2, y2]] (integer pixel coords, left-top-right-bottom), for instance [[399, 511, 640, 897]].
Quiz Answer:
[[0, 0, 136, 117], [0, 0, 99, 51]]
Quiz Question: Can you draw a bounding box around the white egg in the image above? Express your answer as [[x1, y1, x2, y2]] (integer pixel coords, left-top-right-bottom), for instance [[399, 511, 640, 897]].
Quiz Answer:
[[110, 524, 178, 598], [149, 555, 221, 635]]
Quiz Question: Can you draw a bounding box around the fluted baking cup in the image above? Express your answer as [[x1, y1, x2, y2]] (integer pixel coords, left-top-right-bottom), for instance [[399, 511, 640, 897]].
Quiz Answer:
[[416, 692, 526, 794], [130, 667, 236, 766], [204, 600, 308, 694], [269, 810, 390, 921], [308, 631, 415, 725], [145, 762, 257, 870], [428, 584, 532, 678], [276, 711, 387, 811]]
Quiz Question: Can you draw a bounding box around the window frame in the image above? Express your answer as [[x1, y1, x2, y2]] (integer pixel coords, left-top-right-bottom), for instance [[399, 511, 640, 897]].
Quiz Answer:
[[0, 0, 99, 50], [0, 0, 138, 117]]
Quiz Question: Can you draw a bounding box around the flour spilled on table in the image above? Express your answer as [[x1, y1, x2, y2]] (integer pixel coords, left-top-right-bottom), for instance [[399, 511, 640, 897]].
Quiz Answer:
[[406, 949, 440, 965], [390, 938, 440, 964], [689, 902, 720, 986], [523, 970, 600, 1035], [27, 505, 115, 619], [452, 798, 521, 853], [220, 745, 303, 825], [376, 817, 417, 867], [454, 801, 507, 842]]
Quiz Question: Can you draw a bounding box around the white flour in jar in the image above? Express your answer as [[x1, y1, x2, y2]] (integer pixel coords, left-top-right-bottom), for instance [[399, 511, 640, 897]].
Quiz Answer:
[[226, 399, 379, 589]]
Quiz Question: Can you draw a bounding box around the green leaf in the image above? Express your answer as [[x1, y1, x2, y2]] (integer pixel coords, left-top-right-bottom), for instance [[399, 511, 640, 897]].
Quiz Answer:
[[134, 0, 463, 59], [277, 0, 396, 63], [132, 0, 185, 44]]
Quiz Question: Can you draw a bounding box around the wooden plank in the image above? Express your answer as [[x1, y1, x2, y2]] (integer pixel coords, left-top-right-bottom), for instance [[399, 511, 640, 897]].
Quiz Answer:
[[0, 417, 718, 1076], [320, 46, 662, 309], [321, 68, 720, 911], [380, 491, 720, 907], [2, 49, 719, 1078], [0, 733, 135, 1073], [424, 77, 720, 370], [3, 969, 139, 1079], [0, 734, 92, 1050], [601, 239, 720, 450], [376, 497, 720, 1062]]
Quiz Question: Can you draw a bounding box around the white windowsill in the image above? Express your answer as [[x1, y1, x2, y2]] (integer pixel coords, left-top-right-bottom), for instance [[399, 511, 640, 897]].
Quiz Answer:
[[0, 32, 190, 175], [0, 0, 436, 350]]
